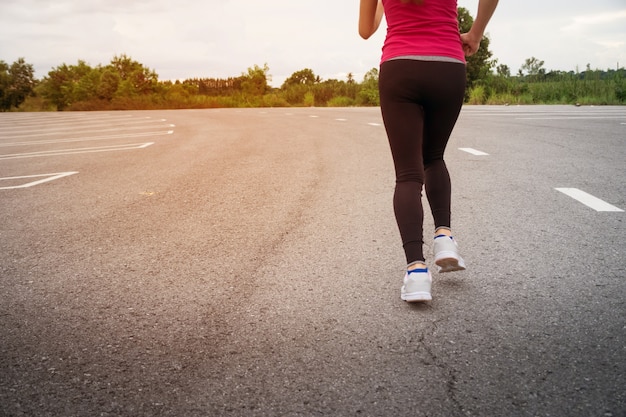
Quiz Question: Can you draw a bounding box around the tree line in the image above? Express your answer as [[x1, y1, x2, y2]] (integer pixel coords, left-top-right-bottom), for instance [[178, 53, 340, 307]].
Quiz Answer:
[[2, 8, 625, 112]]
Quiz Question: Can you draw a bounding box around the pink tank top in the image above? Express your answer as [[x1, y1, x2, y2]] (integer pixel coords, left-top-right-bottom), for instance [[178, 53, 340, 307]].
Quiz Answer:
[[381, 0, 465, 64]]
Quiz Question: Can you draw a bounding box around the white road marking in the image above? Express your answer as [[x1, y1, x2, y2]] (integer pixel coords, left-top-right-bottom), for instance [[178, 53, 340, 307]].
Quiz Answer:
[[459, 147, 489, 156], [0, 130, 173, 148], [1, 124, 175, 139], [555, 188, 624, 212], [335, 118, 347, 122], [0, 117, 168, 133], [368, 123, 382, 126], [517, 116, 626, 120], [0, 142, 154, 160], [0, 114, 135, 130], [0, 172, 78, 190]]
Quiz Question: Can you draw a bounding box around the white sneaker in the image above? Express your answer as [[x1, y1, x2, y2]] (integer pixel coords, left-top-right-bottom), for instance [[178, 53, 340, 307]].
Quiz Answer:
[[401, 268, 432, 302], [434, 235, 466, 273]]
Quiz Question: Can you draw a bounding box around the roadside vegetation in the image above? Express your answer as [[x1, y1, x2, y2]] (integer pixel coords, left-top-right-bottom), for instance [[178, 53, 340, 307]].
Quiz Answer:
[[2, 8, 624, 112]]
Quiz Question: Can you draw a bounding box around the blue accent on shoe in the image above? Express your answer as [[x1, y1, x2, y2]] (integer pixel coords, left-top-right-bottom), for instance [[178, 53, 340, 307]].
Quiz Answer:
[[407, 268, 429, 274], [435, 234, 451, 239]]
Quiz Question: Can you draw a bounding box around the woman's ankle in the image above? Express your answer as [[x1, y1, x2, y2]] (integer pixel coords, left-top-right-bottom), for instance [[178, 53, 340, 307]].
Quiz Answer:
[[407, 261, 427, 271], [435, 227, 452, 237]]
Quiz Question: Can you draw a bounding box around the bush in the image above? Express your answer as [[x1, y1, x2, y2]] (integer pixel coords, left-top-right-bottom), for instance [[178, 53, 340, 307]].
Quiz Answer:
[[356, 88, 379, 106], [260, 93, 289, 107], [15, 95, 54, 111], [281, 84, 308, 105], [327, 96, 356, 107], [303, 92, 315, 107], [468, 85, 486, 104]]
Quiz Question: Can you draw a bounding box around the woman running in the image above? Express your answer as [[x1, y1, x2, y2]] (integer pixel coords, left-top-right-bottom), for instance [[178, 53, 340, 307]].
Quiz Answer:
[[359, 0, 498, 302]]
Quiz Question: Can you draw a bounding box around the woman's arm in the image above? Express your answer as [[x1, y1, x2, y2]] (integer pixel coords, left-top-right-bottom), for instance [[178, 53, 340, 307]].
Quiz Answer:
[[359, 0, 384, 39], [460, 0, 498, 56]]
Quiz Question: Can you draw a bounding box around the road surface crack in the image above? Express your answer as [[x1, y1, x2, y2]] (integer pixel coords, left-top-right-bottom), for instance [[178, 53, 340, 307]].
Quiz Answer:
[[419, 319, 465, 417]]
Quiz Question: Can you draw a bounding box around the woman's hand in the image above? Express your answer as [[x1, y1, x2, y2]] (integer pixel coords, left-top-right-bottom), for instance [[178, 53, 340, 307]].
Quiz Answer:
[[462, 0, 498, 56], [460, 31, 482, 56]]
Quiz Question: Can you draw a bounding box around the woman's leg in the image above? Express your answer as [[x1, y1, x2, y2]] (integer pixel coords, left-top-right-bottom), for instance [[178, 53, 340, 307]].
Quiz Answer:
[[379, 60, 466, 265], [421, 62, 466, 231], [379, 60, 427, 265]]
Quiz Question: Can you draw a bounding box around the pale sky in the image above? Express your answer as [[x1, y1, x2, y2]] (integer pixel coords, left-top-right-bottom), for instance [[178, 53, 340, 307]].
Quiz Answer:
[[1, 0, 625, 87]]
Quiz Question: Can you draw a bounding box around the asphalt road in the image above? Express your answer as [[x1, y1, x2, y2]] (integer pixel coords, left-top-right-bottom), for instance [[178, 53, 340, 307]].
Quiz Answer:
[[0, 106, 624, 416]]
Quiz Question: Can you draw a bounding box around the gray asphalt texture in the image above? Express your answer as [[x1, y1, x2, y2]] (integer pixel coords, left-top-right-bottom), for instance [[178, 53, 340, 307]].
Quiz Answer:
[[1, 106, 624, 416]]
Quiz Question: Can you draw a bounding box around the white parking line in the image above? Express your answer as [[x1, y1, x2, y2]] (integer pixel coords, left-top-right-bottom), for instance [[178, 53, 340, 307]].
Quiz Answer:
[[0, 172, 78, 190], [0, 143, 154, 160], [555, 188, 624, 212], [1, 123, 174, 139], [0, 117, 167, 134], [0, 130, 173, 148], [518, 116, 626, 120], [459, 147, 489, 156]]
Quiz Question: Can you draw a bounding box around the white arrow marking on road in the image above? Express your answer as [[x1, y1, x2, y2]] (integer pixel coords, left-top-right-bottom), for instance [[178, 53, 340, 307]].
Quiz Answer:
[[459, 147, 489, 156], [0, 172, 78, 190], [555, 188, 624, 212]]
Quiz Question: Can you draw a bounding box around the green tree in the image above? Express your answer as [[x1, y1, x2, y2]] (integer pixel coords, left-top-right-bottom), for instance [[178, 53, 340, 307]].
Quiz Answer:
[[281, 68, 324, 105], [39, 55, 159, 110], [281, 68, 317, 89], [0, 58, 36, 111], [0, 61, 11, 111], [97, 69, 120, 101], [312, 79, 350, 106], [73, 66, 102, 102], [357, 67, 380, 106], [108, 54, 158, 96], [496, 64, 511, 77], [40, 60, 94, 110], [241, 63, 271, 97], [520, 57, 546, 81]]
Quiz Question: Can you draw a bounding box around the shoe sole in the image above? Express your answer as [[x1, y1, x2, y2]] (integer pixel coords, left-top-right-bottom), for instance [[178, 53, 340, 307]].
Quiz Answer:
[[401, 291, 432, 302], [435, 252, 466, 273]]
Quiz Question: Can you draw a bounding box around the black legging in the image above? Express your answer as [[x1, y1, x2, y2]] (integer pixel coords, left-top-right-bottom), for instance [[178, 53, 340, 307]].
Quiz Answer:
[[379, 59, 466, 265]]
